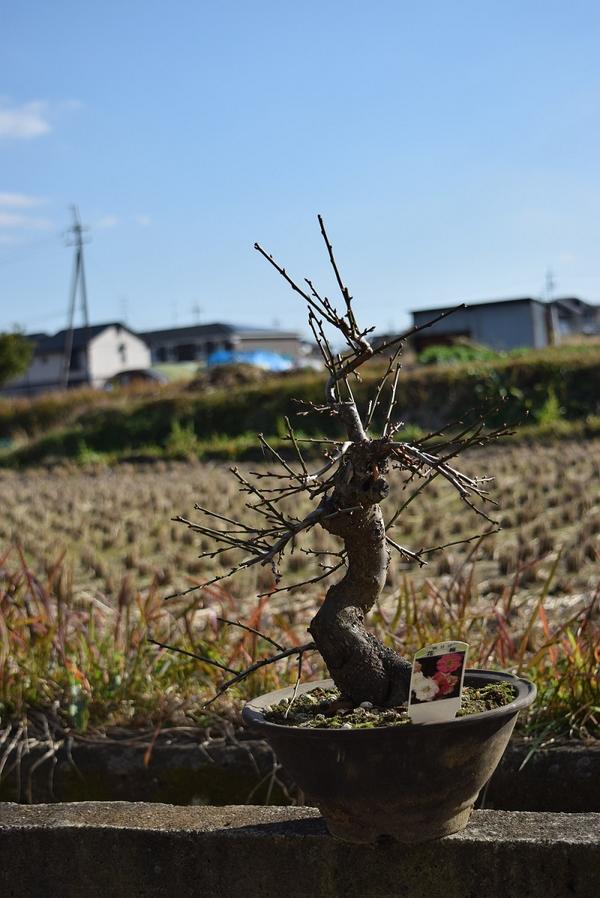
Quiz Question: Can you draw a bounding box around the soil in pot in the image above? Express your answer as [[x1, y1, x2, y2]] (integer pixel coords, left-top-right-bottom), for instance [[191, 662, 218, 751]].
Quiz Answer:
[[263, 682, 516, 729]]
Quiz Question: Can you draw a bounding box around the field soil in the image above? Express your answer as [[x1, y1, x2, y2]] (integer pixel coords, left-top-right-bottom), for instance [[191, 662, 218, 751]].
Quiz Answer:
[[1, 438, 597, 612]]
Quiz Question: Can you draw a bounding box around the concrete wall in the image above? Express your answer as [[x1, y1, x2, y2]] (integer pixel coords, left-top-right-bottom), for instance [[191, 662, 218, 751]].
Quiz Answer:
[[0, 804, 597, 898]]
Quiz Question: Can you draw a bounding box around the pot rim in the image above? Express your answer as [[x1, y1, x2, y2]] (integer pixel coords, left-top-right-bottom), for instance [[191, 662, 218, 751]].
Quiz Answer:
[[242, 668, 536, 735]]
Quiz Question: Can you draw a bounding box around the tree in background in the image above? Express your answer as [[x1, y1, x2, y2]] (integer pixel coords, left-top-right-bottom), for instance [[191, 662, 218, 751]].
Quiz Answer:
[[0, 331, 33, 386]]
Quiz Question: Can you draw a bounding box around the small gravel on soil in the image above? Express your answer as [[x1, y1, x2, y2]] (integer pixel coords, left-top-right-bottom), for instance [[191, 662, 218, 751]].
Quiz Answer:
[[263, 682, 516, 729]]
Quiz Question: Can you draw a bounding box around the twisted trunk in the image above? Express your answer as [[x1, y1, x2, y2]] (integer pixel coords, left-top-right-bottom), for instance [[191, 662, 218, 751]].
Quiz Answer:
[[308, 442, 412, 707]]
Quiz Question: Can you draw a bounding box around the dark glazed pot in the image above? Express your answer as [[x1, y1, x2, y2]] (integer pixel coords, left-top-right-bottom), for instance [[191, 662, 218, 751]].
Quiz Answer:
[[242, 669, 536, 844]]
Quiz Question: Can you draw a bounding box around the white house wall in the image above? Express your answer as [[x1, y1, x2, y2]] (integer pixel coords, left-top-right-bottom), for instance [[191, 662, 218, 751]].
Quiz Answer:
[[2, 352, 65, 394], [88, 326, 151, 385]]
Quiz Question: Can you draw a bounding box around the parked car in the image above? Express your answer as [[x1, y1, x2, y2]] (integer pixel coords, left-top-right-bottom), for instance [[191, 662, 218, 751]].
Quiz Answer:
[[104, 368, 168, 389]]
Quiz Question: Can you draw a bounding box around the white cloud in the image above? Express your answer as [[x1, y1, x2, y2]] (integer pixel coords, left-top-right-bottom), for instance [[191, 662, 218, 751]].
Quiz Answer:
[[134, 214, 152, 227], [0, 192, 46, 208], [0, 211, 53, 230], [0, 100, 50, 139], [96, 215, 119, 229]]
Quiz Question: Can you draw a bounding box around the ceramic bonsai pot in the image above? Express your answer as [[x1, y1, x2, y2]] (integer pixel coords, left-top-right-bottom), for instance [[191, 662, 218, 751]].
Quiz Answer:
[[242, 669, 536, 844]]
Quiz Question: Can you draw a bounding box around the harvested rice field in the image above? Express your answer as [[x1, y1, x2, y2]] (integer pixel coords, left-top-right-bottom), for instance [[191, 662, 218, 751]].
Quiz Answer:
[[1, 438, 598, 612]]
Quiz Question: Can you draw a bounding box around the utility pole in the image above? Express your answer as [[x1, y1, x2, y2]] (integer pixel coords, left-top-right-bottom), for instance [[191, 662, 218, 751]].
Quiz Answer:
[[544, 268, 560, 346], [544, 268, 556, 301], [63, 206, 91, 388]]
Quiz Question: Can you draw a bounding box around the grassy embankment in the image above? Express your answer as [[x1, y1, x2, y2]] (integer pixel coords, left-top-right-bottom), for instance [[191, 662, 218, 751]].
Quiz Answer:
[[1, 344, 600, 466]]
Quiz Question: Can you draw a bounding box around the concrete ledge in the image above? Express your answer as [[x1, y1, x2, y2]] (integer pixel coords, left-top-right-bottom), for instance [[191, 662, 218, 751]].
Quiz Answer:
[[2, 736, 598, 811], [480, 738, 600, 812], [0, 803, 598, 897]]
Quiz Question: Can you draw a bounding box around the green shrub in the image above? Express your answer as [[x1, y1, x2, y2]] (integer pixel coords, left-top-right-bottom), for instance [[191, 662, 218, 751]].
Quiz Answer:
[[418, 342, 499, 365], [535, 387, 564, 426], [166, 420, 200, 459]]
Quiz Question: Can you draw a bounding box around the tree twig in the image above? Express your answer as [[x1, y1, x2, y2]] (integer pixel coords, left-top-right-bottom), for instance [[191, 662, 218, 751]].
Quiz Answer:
[[148, 639, 238, 675], [203, 642, 317, 708]]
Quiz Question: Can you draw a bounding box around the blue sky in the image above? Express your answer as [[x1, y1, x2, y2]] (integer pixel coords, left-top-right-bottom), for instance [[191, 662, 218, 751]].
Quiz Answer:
[[1, 1, 600, 337]]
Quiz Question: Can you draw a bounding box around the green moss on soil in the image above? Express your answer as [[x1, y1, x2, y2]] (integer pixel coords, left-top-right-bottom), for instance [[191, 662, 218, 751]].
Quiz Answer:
[[456, 682, 516, 716], [264, 682, 516, 729]]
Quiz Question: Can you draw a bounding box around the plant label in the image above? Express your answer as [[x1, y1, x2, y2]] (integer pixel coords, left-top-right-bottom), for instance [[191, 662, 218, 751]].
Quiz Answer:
[[408, 641, 469, 724]]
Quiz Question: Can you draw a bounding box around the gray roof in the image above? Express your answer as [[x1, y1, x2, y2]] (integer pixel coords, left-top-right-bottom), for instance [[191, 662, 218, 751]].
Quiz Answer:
[[139, 322, 300, 342], [411, 297, 546, 316], [29, 322, 134, 354], [550, 297, 599, 314]]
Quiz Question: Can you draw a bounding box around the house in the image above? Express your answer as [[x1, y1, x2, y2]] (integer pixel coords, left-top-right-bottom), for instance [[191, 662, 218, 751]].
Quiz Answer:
[[2, 323, 151, 396], [409, 298, 551, 353], [408, 295, 600, 353], [550, 297, 600, 338], [138, 323, 306, 365]]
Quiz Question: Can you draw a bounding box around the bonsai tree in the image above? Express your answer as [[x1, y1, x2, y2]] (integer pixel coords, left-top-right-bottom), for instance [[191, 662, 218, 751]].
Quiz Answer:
[[166, 217, 506, 708]]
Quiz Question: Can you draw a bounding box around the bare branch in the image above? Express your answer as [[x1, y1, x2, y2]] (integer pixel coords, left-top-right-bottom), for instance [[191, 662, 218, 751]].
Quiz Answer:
[[386, 536, 428, 566], [308, 310, 339, 382], [418, 528, 500, 557], [386, 472, 439, 531], [258, 558, 346, 596], [382, 363, 402, 438], [203, 641, 317, 708], [283, 649, 306, 719], [283, 436, 347, 445], [318, 214, 364, 346], [190, 505, 258, 534], [215, 617, 285, 652], [254, 242, 339, 328], [365, 343, 403, 431], [148, 639, 238, 675], [372, 304, 467, 358], [284, 416, 309, 478], [257, 433, 305, 486]]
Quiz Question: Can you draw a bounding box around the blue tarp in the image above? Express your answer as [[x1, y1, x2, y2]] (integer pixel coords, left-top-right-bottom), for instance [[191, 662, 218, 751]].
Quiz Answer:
[[206, 349, 293, 371]]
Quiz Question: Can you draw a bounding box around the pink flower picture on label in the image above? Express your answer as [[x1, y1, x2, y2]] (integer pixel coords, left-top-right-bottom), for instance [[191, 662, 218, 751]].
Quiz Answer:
[[410, 648, 468, 704]]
